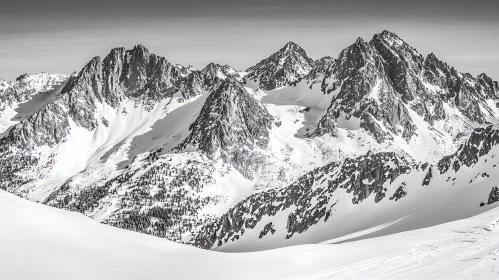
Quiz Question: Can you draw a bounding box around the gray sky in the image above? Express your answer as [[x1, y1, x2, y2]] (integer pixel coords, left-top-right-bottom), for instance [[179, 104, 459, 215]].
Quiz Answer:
[[1, 0, 498, 80]]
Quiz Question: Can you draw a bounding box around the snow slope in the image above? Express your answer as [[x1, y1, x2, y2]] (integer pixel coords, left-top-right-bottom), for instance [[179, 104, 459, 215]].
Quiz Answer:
[[0, 73, 68, 138], [2, 189, 499, 280], [297, 209, 499, 280], [1, 31, 499, 250], [194, 125, 499, 251]]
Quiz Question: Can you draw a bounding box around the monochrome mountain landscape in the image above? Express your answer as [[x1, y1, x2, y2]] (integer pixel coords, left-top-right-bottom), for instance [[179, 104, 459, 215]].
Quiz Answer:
[[2, 29, 499, 279]]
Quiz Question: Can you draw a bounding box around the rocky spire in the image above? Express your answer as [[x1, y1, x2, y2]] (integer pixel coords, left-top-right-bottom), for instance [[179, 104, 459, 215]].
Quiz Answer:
[[245, 41, 314, 90], [175, 78, 273, 178]]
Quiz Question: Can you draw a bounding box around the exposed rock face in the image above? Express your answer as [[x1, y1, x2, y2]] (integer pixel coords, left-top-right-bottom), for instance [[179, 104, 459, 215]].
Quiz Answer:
[[0, 45, 271, 244], [1, 30, 499, 249], [64, 45, 208, 127], [245, 41, 314, 90], [312, 31, 499, 146], [193, 152, 412, 249], [1, 46, 220, 195], [5, 99, 70, 147], [422, 166, 432, 186], [314, 36, 417, 141], [259, 222, 276, 239], [389, 184, 407, 202], [3, 46, 209, 148], [176, 78, 273, 178], [194, 125, 499, 250], [201, 62, 242, 81], [437, 125, 499, 174], [487, 186, 499, 205], [0, 73, 68, 113], [0, 73, 68, 137]]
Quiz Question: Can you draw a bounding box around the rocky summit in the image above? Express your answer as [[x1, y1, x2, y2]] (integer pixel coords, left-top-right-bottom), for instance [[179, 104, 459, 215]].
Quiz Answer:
[[1, 30, 499, 249]]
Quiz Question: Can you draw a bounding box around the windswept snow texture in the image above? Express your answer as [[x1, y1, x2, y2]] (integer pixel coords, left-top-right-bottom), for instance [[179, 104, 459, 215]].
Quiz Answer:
[[2, 190, 499, 280], [1, 30, 499, 249], [296, 210, 499, 280]]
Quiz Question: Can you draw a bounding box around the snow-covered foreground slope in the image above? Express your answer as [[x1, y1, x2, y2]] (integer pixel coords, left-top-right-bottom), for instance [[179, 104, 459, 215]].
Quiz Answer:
[[298, 208, 499, 280], [2, 189, 499, 280]]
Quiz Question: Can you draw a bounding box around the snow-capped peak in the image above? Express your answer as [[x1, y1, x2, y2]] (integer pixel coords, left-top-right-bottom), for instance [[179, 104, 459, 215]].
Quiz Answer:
[[201, 62, 242, 80], [379, 29, 401, 40], [244, 41, 314, 90], [201, 62, 227, 79], [281, 41, 306, 54]]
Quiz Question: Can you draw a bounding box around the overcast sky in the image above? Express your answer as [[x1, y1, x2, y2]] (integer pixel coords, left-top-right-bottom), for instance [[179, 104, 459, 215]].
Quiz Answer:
[[1, 0, 498, 80]]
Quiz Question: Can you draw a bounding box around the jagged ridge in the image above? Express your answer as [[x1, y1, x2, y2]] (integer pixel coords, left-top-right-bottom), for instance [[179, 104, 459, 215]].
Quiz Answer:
[[194, 124, 499, 250]]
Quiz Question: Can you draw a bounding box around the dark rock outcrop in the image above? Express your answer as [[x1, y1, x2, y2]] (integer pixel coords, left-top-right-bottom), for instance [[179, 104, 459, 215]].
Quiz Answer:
[[175, 78, 273, 178], [245, 41, 314, 90]]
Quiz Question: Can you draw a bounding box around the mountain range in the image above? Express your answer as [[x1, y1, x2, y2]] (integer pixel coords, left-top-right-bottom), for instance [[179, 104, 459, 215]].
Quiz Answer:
[[1, 30, 498, 250]]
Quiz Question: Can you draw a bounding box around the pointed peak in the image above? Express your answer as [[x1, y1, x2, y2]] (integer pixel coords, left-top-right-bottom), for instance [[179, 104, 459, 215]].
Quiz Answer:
[[202, 62, 234, 80], [371, 30, 422, 59], [427, 52, 437, 59], [342, 36, 372, 55], [478, 72, 493, 83], [340, 37, 372, 55], [203, 62, 221, 69], [90, 56, 101, 63], [355, 37, 366, 44], [425, 52, 441, 62], [372, 30, 403, 43], [280, 41, 306, 53], [15, 73, 29, 81], [478, 72, 491, 79], [133, 44, 148, 51], [270, 41, 312, 63], [130, 44, 150, 56], [77, 56, 102, 76], [104, 48, 127, 63], [381, 29, 395, 35], [380, 30, 399, 39], [86, 56, 102, 67], [201, 62, 223, 74], [284, 41, 299, 48], [245, 40, 313, 90], [109, 47, 126, 56]]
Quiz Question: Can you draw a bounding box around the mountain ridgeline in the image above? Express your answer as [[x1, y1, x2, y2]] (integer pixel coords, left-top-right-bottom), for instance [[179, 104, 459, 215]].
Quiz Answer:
[[1, 30, 499, 250]]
